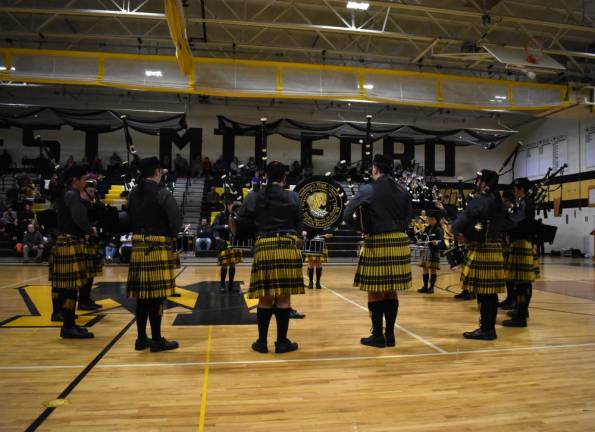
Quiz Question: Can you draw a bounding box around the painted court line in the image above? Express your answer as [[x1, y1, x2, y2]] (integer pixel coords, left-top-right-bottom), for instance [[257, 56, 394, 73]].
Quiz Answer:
[[3, 342, 595, 371], [323, 286, 448, 354], [198, 325, 213, 432]]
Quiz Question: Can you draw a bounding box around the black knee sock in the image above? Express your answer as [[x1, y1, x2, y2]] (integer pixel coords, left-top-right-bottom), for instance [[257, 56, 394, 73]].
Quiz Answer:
[[257, 307, 274, 343], [315, 267, 322, 285], [478, 294, 498, 331], [308, 268, 314, 283], [422, 273, 429, 289], [220, 267, 227, 287], [61, 289, 77, 328], [368, 301, 384, 336], [136, 299, 149, 340], [79, 279, 93, 304], [148, 299, 163, 341], [505, 281, 515, 302], [429, 274, 437, 290], [516, 283, 531, 319], [51, 288, 61, 315], [275, 307, 291, 342], [383, 299, 399, 336], [228, 266, 236, 288]]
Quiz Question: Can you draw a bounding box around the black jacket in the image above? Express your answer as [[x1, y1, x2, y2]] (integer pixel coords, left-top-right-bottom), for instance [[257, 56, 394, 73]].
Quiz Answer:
[[128, 180, 181, 237], [343, 175, 411, 234], [238, 184, 303, 236], [423, 224, 444, 251], [213, 211, 232, 241], [507, 197, 535, 242], [451, 192, 504, 242], [56, 188, 91, 237]]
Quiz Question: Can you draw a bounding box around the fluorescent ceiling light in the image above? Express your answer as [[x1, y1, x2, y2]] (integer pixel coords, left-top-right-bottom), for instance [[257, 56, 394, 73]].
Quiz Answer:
[[145, 70, 163, 77], [494, 95, 507, 99], [363, 83, 374, 90], [0, 66, 15, 71], [347, 1, 370, 10]]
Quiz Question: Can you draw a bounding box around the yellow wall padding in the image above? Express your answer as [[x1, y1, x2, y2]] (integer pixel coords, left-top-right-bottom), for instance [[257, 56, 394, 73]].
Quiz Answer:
[[0, 48, 570, 111]]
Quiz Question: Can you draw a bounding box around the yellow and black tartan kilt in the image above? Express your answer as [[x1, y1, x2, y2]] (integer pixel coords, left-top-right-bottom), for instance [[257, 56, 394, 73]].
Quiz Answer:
[[218, 247, 243, 267], [127, 235, 177, 299], [248, 235, 305, 299], [48, 234, 88, 291], [460, 241, 505, 295], [419, 248, 440, 271], [304, 244, 328, 265], [85, 238, 103, 279], [505, 239, 538, 283], [354, 232, 412, 293]]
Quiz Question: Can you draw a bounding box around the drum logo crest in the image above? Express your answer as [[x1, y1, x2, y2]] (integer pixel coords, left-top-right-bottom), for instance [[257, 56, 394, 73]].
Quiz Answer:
[[295, 178, 345, 230]]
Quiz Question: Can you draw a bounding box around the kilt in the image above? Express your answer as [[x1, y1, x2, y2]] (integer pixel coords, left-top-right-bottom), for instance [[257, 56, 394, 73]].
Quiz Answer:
[[354, 231, 412, 293], [218, 247, 243, 267], [460, 241, 505, 295], [48, 234, 88, 291], [304, 244, 328, 265], [127, 234, 177, 299], [85, 238, 103, 279], [419, 248, 440, 271], [505, 239, 538, 283], [248, 235, 305, 299]]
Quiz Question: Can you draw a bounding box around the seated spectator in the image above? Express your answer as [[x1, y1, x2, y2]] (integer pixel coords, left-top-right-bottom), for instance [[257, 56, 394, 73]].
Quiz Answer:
[[2, 206, 18, 239], [246, 157, 256, 173], [195, 218, 214, 251], [251, 171, 262, 192], [64, 155, 77, 169], [230, 157, 241, 174], [213, 155, 228, 177], [90, 156, 103, 173], [206, 186, 221, 210], [289, 160, 302, 178], [22, 223, 44, 263], [0, 149, 12, 173], [108, 152, 123, 167], [201, 157, 213, 178], [18, 203, 35, 232], [105, 236, 119, 264]]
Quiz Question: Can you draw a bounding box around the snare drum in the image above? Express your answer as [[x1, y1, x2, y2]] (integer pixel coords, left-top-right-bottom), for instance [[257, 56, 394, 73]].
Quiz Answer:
[[303, 237, 325, 256], [229, 237, 254, 251], [444, 245, 465, 268]]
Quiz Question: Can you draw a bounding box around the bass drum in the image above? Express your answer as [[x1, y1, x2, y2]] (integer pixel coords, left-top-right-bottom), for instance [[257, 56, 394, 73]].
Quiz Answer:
[[293, 176, 347, 231]]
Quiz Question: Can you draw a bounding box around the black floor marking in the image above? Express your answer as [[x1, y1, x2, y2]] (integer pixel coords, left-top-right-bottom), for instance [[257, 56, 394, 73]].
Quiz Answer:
[[25, 317, 136, 432]]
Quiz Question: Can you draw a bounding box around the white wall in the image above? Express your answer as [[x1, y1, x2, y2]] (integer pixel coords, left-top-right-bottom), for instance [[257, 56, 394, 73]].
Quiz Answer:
[[512, 106, 595, 253]]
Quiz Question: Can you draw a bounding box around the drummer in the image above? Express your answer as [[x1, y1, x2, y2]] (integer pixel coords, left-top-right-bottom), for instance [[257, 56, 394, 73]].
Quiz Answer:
[[417, 210, 444, 294], [213, 196, 243, 293], [303, 227, 333, 289]]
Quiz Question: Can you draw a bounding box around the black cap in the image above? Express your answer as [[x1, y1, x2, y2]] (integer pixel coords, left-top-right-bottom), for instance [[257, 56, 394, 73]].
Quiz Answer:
[[477, 169, 499, 190], [372, 154, 393, 174], [138, 157, 161, 178], [513, 177, 531, 192]]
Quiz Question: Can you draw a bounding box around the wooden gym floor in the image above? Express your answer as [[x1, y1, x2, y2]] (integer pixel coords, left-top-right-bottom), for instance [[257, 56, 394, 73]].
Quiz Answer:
[[1, 258, 594, 431]]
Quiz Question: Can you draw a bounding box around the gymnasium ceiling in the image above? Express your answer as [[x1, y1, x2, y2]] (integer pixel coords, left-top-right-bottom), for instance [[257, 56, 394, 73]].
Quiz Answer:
[[0, 0, 593, 127]]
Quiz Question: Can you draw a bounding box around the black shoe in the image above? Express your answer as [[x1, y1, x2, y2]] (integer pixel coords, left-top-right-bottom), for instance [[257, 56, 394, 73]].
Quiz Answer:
[[308, 281, 313, 289], [506, 309, 529, 319], [60, 326, 94, 339], [418, 287, 429, 293], [463, 328, 497, 340], [135, 338, 151, 351], [499, 298, 516, 310], [219, 285, 226, 293], [315, 283, 322, 289], [385, 333, 396, 347], [150, 337, 179, 352], [427, 287, 434, 294], [51, 312, 64, 322], [251, 340, 268, 354], [502, 317, 527, 327], [275, 339, 299, 353], [78, 302, 101, 311], [455, 290, 475, 300], [360, 334, 386, 348], [289, 309, 305, 319]]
